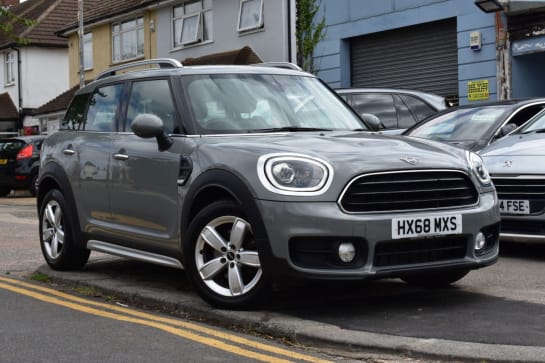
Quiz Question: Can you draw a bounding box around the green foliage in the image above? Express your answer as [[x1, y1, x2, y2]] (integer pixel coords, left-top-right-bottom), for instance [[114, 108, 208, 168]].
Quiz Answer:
[[296, 0, 326, 74], [0, 7, 37, 45], [30, 272, 52, 283]]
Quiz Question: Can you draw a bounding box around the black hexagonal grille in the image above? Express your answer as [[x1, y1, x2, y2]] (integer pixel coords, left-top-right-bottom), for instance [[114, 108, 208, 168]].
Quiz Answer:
[[340, 170, 478, 213], [492, 177, 545, 215]]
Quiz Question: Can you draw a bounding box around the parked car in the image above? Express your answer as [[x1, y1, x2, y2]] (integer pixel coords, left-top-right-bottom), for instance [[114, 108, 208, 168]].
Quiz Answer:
[[403, 99, 545, 151], [0, 135, 46, 197], [38, 59, 500, 309], [480, 109, 545, 243], [336, 88, 448, 132]]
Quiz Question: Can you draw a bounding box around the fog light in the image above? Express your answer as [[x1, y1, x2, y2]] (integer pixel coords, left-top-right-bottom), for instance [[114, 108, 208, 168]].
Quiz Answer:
[[338, 242, 356, 263], [474, 232, 486, 251]]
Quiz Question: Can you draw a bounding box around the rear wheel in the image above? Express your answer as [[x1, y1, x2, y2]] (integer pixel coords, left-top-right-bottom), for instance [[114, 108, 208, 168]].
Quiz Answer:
[[29, 174, 38, 197], [401, 269, 469, 288], [39, 189, 90, 270], [184, 200, 269, 309], [0, 187, 10, 197]]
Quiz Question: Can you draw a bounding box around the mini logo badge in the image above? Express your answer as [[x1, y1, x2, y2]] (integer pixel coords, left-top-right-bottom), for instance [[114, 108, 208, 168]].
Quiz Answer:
[[400, 156, 418, 165], [503, 160, 513, 168]]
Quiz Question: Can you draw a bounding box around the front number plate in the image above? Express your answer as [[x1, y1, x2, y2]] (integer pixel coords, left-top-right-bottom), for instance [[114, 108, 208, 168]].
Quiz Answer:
[[499, 199, 530, 215], [392, 214, 462, 239]]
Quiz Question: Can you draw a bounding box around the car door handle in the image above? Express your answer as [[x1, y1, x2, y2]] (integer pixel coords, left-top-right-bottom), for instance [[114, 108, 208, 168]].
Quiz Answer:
[[62, 149, 75, 155], [113, 153, 129, 161]]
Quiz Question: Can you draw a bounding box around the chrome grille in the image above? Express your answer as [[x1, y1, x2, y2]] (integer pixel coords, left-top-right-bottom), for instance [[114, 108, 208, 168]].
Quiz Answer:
[[340, 170, 478, 213]]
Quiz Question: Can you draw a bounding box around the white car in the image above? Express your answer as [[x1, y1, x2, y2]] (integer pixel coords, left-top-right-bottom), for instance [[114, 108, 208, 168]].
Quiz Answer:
[[480, 109, 545, 242]]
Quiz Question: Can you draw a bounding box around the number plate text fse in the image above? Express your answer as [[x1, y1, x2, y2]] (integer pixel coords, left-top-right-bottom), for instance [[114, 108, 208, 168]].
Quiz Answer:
[[392, 215, 462, 239]]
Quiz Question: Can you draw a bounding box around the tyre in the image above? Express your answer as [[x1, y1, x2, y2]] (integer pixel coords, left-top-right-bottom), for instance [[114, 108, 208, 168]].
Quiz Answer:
[[184, 200, 269, 309], [401, 269, 470, 288], [29, 173, 38, 197], [0, 187, 10, 197], [39, 189, 90, 270]]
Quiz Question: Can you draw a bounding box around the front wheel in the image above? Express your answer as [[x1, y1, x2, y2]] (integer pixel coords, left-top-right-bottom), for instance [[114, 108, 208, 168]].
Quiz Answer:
[[39, 189, 90, 270], [184, 200, 269, 309], [401, 269, 469, 288]]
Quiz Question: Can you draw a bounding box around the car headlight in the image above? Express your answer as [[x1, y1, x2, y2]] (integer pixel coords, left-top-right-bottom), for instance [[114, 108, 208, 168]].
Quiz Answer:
[[257, 153, 333, 195], [466, 151, 491, 185]]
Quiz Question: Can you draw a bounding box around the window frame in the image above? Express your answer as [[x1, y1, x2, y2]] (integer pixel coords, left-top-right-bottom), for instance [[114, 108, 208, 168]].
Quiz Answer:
[[180, 13, 201, 45], [4, 51, 16, 86], [111, 16, 145, 63], [172, 0, 213, 49], [237, 0, 264, 33]]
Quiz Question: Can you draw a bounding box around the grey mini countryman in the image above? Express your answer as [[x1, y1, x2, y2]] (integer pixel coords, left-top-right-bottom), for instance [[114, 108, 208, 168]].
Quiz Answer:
[[38, 59, 500, 309]]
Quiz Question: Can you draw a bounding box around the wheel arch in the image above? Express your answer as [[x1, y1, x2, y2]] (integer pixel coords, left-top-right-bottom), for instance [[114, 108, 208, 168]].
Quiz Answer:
[[180, 169, 275, 273], [37, 162, 85, 248]]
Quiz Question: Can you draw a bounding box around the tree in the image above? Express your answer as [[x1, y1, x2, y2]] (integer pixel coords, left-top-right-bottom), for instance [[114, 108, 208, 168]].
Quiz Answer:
[[296, 0, 326, 74], [0, 6, 36, 44]]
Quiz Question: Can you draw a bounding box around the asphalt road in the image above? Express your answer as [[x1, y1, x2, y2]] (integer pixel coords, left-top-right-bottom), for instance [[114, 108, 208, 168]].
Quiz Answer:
[[3, 193, 545, 361]]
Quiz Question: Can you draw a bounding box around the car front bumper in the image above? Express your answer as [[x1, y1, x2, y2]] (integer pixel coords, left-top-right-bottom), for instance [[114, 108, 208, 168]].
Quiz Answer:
[[256, 192, 500, 280]]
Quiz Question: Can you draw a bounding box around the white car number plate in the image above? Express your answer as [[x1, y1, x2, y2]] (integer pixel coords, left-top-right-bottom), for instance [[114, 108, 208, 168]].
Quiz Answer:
[[499, 199, 530, 215], [392, 214, 462, 239]]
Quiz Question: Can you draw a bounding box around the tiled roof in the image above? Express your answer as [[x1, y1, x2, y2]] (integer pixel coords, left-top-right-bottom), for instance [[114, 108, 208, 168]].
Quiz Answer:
[[33, 84, 79, 115], [182, 46, 263, 66], [0, 0, 77, 48], [58, 0, 156, 34], [0, 93, 19, 121]]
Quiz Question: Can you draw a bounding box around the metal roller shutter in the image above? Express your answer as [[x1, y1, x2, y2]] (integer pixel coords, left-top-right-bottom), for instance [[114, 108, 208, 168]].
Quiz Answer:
[[350, 18, 458, 99]]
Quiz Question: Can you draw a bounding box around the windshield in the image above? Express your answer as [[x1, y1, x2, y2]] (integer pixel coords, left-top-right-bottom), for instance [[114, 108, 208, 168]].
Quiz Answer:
[[182, 74, 367, 134], [520, 109, 545, 133], [406, 106, 509, 141]]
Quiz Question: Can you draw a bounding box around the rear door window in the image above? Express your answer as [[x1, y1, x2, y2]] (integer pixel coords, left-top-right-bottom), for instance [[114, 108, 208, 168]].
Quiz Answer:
[[400, 94, 437, 121], [394, 95, 417, 129]]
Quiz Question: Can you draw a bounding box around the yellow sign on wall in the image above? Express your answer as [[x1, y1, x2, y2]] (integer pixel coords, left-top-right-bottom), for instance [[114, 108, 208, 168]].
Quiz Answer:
[[468, 80, 489, 101]]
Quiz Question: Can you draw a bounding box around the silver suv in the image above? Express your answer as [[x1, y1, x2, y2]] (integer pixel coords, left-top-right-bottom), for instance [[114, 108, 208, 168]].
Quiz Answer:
[[38, 59, 500, 309]]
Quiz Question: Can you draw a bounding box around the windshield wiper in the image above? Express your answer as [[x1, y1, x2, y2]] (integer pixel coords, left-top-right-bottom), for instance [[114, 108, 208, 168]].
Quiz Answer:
[[250, 126, 332, 133]]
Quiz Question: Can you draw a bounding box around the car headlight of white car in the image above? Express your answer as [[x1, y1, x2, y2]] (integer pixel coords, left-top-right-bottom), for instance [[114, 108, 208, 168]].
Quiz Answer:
[[257, 153, 333, 195], [466, 151, 491, 186]]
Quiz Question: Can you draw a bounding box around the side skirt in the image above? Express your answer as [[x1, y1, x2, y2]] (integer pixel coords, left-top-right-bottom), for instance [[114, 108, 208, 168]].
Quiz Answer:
[[87, 240, 184, 270]]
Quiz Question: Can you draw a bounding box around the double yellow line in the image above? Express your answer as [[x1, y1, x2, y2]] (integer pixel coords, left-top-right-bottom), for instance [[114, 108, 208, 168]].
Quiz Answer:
[[0, 276, 331, 363]]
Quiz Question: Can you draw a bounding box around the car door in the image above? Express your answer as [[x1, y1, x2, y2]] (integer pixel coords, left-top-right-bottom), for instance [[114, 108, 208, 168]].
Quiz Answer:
[[63, 84, 122, 234], [109, 78, 182, 252]]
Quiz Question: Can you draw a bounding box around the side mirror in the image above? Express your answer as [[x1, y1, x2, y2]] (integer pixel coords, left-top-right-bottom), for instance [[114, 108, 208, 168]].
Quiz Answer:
[[131, 113, 173, 151], [499, 123, 517, 137], [359, 113, 384, 131]]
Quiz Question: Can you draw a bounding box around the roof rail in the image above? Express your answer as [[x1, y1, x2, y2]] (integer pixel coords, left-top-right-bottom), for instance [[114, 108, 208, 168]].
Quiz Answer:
[[253, 62, 303, 71], [96, 58, 183, 81]]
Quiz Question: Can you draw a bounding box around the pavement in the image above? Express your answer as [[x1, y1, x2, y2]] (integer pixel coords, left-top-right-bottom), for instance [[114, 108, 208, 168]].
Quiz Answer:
[[35, 257, 545, 363]]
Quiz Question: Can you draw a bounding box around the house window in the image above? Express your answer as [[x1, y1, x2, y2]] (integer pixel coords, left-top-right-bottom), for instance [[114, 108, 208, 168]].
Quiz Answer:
[[83, 32, 93, 70], [237, 0, 263, 32], [173, 0, 213, 48], [4, 51, 16, 86], [112, 17, 144, 62]]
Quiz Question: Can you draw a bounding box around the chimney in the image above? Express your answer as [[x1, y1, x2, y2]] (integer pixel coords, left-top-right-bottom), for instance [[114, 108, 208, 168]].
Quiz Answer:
[[1, 0, 20, 7]]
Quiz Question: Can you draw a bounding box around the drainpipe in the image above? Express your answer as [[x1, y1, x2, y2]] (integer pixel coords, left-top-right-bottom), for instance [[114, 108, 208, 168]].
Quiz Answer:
[[496, 7, 511, 99], [11, 46, 23, 131]]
